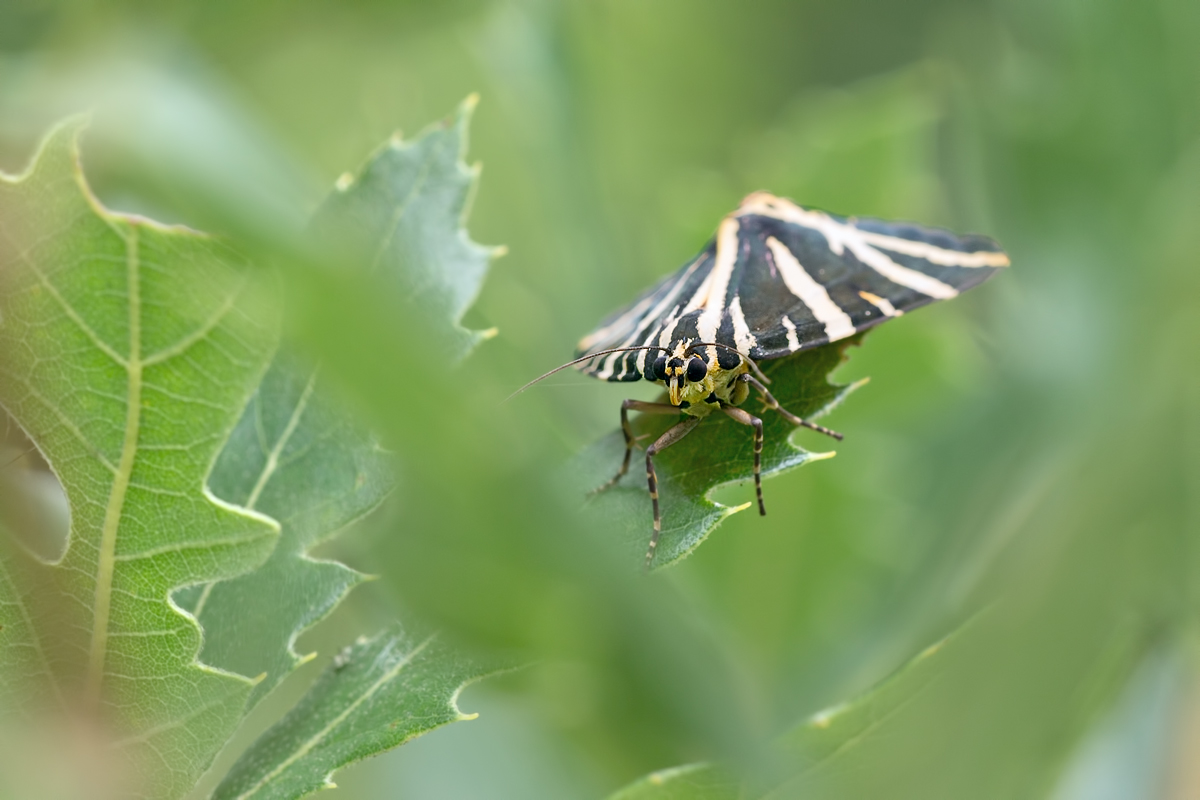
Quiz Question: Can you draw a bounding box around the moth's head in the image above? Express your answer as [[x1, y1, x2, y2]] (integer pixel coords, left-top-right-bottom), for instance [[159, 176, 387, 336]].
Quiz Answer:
[[651, 340, 711, 406]]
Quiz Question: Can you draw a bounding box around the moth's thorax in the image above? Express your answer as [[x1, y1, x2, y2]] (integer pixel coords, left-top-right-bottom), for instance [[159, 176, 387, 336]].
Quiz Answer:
[[656, 338, 749, 417]]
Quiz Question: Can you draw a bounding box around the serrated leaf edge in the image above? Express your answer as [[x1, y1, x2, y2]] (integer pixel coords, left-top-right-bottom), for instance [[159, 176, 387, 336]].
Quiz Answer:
[[2, 115, 283, 727], [327, 94, 504, 356], [651, 376, 864, 571]]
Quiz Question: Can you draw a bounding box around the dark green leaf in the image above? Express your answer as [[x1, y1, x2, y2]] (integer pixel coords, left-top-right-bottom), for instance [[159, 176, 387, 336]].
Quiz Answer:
[[574, 338, 864, 569]]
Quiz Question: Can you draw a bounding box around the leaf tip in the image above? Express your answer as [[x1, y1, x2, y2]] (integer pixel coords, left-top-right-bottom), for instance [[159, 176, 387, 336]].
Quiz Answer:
[[724, 501, 753, 518], [457, 711, 480, 722], [808, 701, 848, 729], [491, 244, 509, 259], [479, 327, 499, 341], [334, 171, 355, 191], [462, 92, 481, 113]]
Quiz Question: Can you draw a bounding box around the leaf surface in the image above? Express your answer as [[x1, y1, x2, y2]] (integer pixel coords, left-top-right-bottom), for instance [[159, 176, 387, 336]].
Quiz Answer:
[[311, 94, 500, 363], [573, 338, 863, 569], [606, 623, 960, 800], [211, 624, 501, 800], [0, 119, 280, 798], [173, 350, 394, 709], [175, 96, 498, 710]]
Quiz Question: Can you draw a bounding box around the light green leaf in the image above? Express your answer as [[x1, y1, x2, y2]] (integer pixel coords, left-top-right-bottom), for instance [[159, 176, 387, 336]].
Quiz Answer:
[[211, 623, 502, 800], [0, 119, 280, 797], [574, 338, 864, 570], [311, 93, 501, 363]]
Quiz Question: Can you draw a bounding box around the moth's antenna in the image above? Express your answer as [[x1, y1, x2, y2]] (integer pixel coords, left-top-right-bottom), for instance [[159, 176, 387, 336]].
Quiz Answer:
[[506, 346, 669, 402], [687, 341, 772, 385]]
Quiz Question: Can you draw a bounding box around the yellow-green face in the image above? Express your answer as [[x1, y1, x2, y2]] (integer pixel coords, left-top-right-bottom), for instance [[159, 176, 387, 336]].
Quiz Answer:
[[653, 340, 749, 417]]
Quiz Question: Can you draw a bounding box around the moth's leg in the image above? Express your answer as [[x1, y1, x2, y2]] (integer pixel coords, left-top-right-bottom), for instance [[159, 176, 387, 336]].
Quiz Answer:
[[722, 406, 766, 516], [738, 374, 843, 441], [644, 416, 702, 569], [591, 400, 681, 495]]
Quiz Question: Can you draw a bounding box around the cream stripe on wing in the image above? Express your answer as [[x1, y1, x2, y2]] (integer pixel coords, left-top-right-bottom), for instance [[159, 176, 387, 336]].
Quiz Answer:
[[737, 192, 1007, 268], [858, 290, 901, 317], [576, 292, 657, 352], [632, 305, 683, 378], [781, 315, 801, 352], [856, 230, 1010, 267], [765, 237, 857, 342], [729, 295, 757, 353], [843, 236, 958, 299], [741, 194, 968, 298], [598, 258, 701, 379], [695, 217, 740, 358]]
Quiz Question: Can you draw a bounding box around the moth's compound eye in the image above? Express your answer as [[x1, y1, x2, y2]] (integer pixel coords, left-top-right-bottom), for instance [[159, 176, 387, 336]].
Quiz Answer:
[[651, 355, 668, 381], [686, 356, 707, 382]]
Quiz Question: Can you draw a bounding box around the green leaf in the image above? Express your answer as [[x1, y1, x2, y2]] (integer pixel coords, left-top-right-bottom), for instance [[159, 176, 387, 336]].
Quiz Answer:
[[608, 764, 740, 800], [311, 93, 501, 363], [574, 338, 864, 570], [174, 96, 498, 711], [173, 350, 394, 709], [606, 623, 961, 800], [0, 103, 503, 799], [211, 624, 502, 800], [202, 98, 505, 796], [0, 119, 280, 797]]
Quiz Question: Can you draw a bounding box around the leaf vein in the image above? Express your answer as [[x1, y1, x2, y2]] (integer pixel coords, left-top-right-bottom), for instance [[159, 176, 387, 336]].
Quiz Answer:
[[236, 634, 435, 799], [142, 278, 248, 367]]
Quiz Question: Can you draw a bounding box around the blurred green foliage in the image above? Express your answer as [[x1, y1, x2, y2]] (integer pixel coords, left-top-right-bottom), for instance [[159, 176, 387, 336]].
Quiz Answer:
[[1, 0, 1197, 798]]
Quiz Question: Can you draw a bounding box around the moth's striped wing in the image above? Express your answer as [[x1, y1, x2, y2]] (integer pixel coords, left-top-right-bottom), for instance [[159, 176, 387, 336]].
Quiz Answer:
[[575, 245, 716, 381], [575, 192, 1008, 381]]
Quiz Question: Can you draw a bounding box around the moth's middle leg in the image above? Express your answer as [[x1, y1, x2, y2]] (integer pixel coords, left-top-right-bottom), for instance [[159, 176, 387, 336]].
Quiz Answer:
[[722, 405, 766, 516], [738, 373, 843, 441], [591, 399, 680, 495]]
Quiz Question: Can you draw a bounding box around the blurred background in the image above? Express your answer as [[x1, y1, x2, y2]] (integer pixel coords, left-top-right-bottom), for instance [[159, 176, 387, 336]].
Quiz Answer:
[[1, 0, 1197, 798]]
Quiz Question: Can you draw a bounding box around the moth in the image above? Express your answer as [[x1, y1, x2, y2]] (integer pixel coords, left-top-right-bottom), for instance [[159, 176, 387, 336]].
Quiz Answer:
[[522, 192, 1008, 567]]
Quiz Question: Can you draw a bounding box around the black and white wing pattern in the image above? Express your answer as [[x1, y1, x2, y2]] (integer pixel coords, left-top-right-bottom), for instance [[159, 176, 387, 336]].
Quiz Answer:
[[576, 192, 1009, 381]]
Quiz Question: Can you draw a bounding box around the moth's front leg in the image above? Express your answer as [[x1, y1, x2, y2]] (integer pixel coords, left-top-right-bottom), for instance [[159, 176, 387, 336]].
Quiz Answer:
[[591, 399, 680, 495], [644, 416, 702, 568]]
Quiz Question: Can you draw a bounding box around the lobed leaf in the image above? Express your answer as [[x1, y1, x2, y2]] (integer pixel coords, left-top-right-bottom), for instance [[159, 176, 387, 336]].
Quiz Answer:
[[176, 96, 500, 713], [173, 349, 394, 710], [0, 119, 280, 798]]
